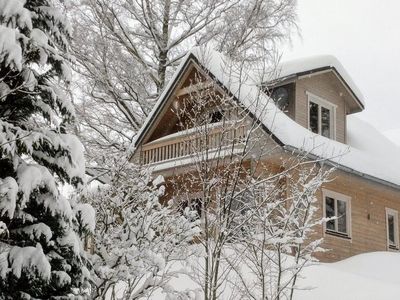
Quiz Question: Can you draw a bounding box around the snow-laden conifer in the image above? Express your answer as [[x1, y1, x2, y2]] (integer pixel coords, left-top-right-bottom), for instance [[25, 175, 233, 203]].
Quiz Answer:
[[0, 0, 92, 298]]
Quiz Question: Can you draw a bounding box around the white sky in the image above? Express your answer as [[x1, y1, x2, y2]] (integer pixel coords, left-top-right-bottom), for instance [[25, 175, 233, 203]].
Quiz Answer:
[[282, 0, 400, 142]]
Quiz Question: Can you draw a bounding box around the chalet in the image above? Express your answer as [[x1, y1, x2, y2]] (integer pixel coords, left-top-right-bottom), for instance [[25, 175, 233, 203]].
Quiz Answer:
[[131, 47, 400, 262]]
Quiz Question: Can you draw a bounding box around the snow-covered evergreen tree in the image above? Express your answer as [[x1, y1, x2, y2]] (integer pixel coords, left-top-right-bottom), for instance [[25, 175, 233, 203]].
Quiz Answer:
[[0, 0, 92, 298]]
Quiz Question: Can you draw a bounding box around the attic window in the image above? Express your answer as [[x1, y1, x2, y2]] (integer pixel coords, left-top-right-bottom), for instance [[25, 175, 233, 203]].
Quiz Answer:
[[307, 92, 336, 139]]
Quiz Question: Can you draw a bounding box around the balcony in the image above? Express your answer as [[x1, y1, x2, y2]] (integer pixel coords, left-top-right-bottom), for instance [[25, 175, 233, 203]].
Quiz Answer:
[[140, 122, 248, 167]]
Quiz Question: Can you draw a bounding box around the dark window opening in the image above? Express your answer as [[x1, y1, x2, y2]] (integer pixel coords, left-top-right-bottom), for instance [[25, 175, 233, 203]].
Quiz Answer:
[[209, 110, 224, 123], [309, 101, 319, 134], [388, 214, 395, 246]]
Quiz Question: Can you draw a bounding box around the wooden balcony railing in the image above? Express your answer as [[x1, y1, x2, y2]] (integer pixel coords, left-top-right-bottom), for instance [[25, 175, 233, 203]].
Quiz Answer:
[[141, 123, 248, 165]]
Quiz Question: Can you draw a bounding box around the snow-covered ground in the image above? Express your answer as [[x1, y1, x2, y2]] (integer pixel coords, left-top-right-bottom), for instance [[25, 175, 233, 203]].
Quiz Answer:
[[152, 251, 400, 300], [296, 252, 400, 300]]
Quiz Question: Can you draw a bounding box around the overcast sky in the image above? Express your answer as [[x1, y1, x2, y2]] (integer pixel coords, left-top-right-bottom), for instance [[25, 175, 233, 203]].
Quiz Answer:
[[281, 0, 400, 144]]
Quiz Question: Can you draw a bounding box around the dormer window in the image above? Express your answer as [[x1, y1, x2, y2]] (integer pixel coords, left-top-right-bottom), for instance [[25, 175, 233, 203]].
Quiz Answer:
[[307, 92, 336, 139]]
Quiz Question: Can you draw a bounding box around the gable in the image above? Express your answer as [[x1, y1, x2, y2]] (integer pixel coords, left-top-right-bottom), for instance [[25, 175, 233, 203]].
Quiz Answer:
[[136, 58, 207, 146]]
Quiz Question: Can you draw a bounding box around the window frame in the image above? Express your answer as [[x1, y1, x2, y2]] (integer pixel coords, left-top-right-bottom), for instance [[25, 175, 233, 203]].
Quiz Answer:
[[385, 208, 399, 250], [307, 91, 337, 140], [322, 189, 352, 239]]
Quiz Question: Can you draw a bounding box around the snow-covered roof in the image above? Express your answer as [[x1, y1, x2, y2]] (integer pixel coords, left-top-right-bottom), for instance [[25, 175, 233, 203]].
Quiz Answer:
[[134, 47, 400, 188], [275, 55, 365, 110]]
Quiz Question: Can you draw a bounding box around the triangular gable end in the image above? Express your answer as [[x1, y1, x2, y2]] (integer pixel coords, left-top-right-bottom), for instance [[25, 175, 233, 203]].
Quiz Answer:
[[134, 54, 238, 151]]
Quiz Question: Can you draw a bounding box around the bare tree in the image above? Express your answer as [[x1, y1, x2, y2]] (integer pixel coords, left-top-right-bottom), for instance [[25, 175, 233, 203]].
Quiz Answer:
[[160, 54, 334, 300], [68, 0, 298, 173]]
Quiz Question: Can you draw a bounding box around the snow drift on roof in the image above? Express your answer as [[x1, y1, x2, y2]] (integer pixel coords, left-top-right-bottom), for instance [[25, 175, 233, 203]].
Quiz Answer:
[[278, 55, 365, 107]]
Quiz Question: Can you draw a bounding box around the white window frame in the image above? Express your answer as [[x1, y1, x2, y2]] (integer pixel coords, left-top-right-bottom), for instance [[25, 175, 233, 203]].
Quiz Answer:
[[307, 91, 337, 140], [322, 189, 351, 238], [385, 208, 399, 250]]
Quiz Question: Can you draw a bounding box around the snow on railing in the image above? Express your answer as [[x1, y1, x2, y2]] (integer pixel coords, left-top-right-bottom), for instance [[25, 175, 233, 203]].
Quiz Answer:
[[141, 122, 248, 165]]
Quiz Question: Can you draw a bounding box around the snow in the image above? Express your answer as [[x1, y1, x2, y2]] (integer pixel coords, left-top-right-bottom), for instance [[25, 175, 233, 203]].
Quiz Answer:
[[32, 133, 86, 184], [52, 270, 72, 287], [110, 250, 400, 300], [17, 163, 58, 206], [59, 134, 86, 180], [296, 252, 400, 300], [0, 26, 23, 70], [8, 244, 51, 281], [277, 55, 365, 107], [0, 0, 32, 30], [139, 46, 400, 187], [0, 177, 18, 218], [57, 230, 82, 256], [384, 128, 400, 147], [347, 116, 400, 160], [39, 193, 73, 220], [12, 223, 53, 243], [75, 203, 96, 233], [30, 28, 49, 47], [0, 222, 7, 236]]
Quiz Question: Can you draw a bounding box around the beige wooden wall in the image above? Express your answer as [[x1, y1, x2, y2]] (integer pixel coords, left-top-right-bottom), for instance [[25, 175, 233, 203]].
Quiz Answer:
[[314, 169, 400, 262], [294, 72, 354, 144]]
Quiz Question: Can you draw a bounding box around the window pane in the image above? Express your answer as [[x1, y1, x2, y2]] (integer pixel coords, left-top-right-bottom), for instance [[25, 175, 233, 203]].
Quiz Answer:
[[388, 214, 395, 245], [210, 110, 223, 123], [321, 106, 331, 138], [337, 200, 347, 234], [325, 197, 335, 231], [309, 102, 319, 134]]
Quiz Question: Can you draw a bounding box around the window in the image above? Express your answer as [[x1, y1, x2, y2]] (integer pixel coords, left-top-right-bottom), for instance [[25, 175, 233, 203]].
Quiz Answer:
[[307, 92, 336, 139], [271, 86, 289, 111], [323, 189, 351, 237], [209, 110, 224, 123], [386, 208, 399, 250]]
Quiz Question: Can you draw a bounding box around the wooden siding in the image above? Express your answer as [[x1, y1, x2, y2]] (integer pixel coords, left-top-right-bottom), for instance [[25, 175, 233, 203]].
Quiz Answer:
[[294, 71, 354, 144], [314, 169, 400, 262]]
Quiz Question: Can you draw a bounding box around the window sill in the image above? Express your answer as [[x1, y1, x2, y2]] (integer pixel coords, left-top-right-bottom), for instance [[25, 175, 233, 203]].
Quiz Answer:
[[325, 230, 351, 240], [388, 245, 399, 251]]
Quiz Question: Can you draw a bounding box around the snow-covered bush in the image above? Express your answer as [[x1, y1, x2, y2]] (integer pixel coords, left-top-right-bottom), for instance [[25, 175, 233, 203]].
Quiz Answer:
[[0, 0, 92, 298], [83, 159, 200, 299]]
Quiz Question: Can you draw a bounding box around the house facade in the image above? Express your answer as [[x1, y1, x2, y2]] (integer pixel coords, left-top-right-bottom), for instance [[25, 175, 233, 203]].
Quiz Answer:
[[131, 48, 400, 262]]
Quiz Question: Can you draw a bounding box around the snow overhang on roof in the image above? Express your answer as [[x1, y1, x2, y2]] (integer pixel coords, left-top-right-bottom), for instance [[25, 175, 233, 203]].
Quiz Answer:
[[268, 55, 365, 113], [133, 47, 400, 189]]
